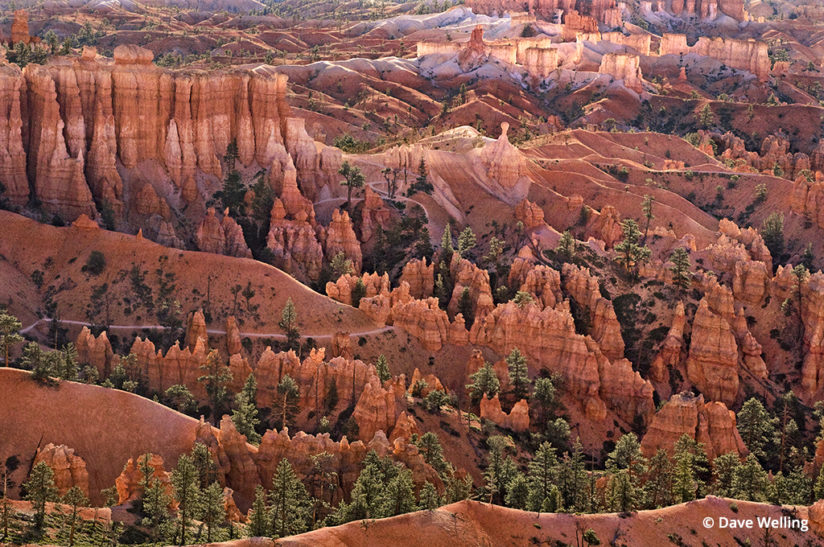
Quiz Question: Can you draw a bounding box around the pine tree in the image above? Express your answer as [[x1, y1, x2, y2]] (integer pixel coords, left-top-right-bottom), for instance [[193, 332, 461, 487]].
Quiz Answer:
[[457, 287, 473, 325], [606, 433, 646, 487], [415, 432, 449, 476], [269, 459, 310, 538], [60, 343, 79, 381], [232, 388, 261, 443], [556, 438, 588, 512], [608, 470, 637, 512], [672, 435, 708, 502], [276, 374, 300, 430], [441, 224, 454, 256], [466, 361, 500, 404], [641, 194, 655, 245], [248, 485, 270, 537], [141, 478, 172, 543], [351, 278, 366, 308], [190, 442, 218, 489], [737, 398, 775, 461], [375, 354, 391, 383], [24, 461, 57, 530], [731, 454, 768, 502], [200, 482, 226, 542], [279, 299, 300, 352], [484, 436, 516, 505], [505, 473, 529, 509], [330, 252, 353, 280], [171, 454, 200, 546], [62, 486, 88, 547], [643, 449, 673, 509], [420, 481, 440, 510], [0, 311, 22, 367], [339, 161, 365, 209], [383, 468, 416, 516], [669, 247, 692, 291], [307, 452, 337, 526], [813, 464, 824, 500], [614, 219, 651, 280], [251, 171, 274, 222], [699, 103, 715, 128], [506, 347, 530, 401], [457, 226, 477, 259], [527, 442, 558, 511], [556, 230, 576, 262], [532, 377, 558, 426], [711, 452, 739, 497], [761, 213, 785, 260], [198, 349, 233, 424], [513, 291, 534, 308]]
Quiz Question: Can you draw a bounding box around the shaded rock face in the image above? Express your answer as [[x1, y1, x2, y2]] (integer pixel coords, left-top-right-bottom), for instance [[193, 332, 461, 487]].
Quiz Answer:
[[562, 263, 624, 361], [266, 198, 324, 282], [76, 326, 114, 377], [640, 392, 747, 460], [10, 10, 30, 45], [324, 209, 363, 274], [685, 298, 739, 406], [0, 46, 338, 241], [466, 0, 619, 24], [659, 34, 768, 81], [196, 208, 252, 258], [34, 443, 90, 497]]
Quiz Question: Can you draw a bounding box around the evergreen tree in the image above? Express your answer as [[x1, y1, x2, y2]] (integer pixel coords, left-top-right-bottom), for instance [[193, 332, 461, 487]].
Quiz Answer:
[[219, 170, 246, 216], [457, 287, 473, 325], [375, 354, 391, 383], [814, 464, 824, 501], [641, 194, 655, 245], [484, 436, 516, 504], [62, 486, 88, 547], [731, 454, 769, 501], [330, 252, 353, 280], [672, 435, 708, 502], [232, 388, 261, 443], [171, 454, 200, 546], [606, 433, 646, 487], [0, 311, 22, 367], [607, 470, 637, 512], [307, 452, 337, 526], [251, 172, 274, 222], [198, 349, 233, 424], [457, 226, 477, 258], [409, 158, 433, 195], [24, 461, 57, 530], [761, 213, 785, 260], [512, 291, 534, 308], [164, 384, 197, 415], [190, 442, 218, 489], [711, 452, 739, 497], [200, 482, 226, 543], [339, 161, 365, 209], [384, 468, 416, 516], [420, 481, 440, 510], [466, 361, 500, 404], [505, 473, 529, 509], [643, 449, 674, 509], [669, 247, 692, 291], [275, 374, 300, 430], [532, 377, 558, 426], [141, 478, 172, 543], [415, 432, 449, 476], [614, 219, 651, 279], [351, 278, 366, 308], [279, 299, 300, 352], [556, 438, 588, 512], [59, 343, 79, 381], [441, 224, 454, 256], [527, 442, 558, 511], [556, 230, 576, 262], [506, 347, 530, 401], [336, 457, 387, 521], [737, 398, 776, 461], [699, 103, 715, 128], [248, 485, 270, 537]]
